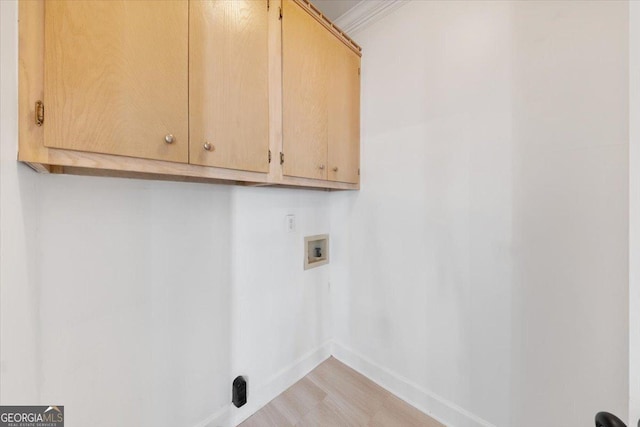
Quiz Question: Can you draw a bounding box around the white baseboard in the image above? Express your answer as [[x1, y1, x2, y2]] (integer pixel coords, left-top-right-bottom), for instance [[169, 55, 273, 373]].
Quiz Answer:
[[194, 340, 333, 427], [331, 341, 495, 427], [193, 404, 231, 427]]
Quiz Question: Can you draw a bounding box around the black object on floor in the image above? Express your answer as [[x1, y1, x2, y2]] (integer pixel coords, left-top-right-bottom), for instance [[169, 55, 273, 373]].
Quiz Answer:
[[596, 412, 627, 427], [232, 376, 247, 408]]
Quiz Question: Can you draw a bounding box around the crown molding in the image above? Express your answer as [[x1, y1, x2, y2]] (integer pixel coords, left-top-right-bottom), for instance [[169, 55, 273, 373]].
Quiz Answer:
[[334, 0, 408, 36]]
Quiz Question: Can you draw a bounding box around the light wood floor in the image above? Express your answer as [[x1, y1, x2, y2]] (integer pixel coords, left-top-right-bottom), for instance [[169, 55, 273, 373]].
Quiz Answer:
[[239, 357, 444, 427]]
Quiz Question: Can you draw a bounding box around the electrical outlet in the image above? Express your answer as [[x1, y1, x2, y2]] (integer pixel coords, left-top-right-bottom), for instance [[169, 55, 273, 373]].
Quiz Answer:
[[232, 376, 247, 408], [285, 214, 296, 233]]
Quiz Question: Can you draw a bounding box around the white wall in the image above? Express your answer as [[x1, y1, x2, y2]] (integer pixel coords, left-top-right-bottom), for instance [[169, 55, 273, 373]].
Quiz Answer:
[[224, 187, 333, 426], [331, 1, 629, 426], [629, 2, 640, 425], [510, 2, 629, 426], [0, 2, 332, 426], [2, 1, 633, 426]]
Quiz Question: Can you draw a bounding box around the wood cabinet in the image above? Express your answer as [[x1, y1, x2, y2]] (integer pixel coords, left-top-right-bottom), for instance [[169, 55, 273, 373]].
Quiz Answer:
[[19, 0, 361, 190], [282, 0, 361, 184], [43, 0, 189, 163], [328, 40, 361, 184], [189, 0, 270, 173], [282, 0, 330, 180]]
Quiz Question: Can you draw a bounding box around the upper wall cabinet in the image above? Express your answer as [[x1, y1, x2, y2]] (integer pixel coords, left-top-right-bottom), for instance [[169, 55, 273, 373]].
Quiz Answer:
[[282, 0, 361, 184], [44, 1, 189, 163], [282, 0, 330, 181], [328, 39, 360, 184], [19, 0, 361, 190], [189, 0, 270, 173]]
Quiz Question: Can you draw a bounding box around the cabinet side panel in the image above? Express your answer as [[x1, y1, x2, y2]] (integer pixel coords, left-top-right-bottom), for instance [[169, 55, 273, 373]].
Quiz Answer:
[[18, 0, 48, 167]]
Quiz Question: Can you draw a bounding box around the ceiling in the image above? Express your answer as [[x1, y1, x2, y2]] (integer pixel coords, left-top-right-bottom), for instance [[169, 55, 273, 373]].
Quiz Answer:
[[310, 0, 362, 21]]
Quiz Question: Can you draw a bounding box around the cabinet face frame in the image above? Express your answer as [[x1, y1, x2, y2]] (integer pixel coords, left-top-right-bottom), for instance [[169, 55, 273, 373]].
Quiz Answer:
[[18, 0, 360, 191]]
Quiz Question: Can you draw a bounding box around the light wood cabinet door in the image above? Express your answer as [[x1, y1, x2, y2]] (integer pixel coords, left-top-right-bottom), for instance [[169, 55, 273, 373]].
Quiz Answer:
[[44, 1, 189, 163], [328, 40, 360, 184], [190, 0, 270, 173], [282, 0, 331, 180]]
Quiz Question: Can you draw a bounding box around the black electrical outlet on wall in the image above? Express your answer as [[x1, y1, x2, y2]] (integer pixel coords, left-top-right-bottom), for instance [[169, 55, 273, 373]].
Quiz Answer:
[[232, 376, 247, 408]]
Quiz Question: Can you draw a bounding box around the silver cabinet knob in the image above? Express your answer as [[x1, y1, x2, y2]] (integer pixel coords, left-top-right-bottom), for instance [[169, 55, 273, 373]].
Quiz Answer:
[[319, 164, 325, 170], [203, 142, 214, 151], [164, 134, 175, 144], [332, 167, 339, 172]]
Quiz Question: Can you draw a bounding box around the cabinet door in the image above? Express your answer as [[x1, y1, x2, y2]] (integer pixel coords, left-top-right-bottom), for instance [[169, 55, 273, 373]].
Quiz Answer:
[[328, 41, 360, 184], [44, 1, 188, 163], [282, 0, 330, 180], [190, 0, 270, 173]]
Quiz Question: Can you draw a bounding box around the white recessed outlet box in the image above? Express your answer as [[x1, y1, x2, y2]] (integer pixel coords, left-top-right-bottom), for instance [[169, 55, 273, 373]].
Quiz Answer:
[[304, 234, 329, 270]]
